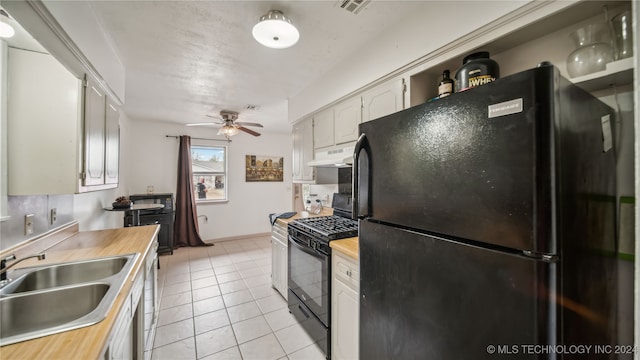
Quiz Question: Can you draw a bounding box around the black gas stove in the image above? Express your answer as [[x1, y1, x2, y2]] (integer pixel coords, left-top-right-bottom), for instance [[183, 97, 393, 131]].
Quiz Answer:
[[287, 192, 357, 358], [288, 193, 358, 244]]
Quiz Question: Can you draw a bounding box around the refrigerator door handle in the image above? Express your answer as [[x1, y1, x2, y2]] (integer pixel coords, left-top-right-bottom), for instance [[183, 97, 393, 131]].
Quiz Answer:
[[353, 133, 369, 219]]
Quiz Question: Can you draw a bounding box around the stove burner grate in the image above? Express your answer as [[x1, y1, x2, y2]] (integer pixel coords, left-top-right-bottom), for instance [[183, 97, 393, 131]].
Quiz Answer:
[[291, 215, 358, 241]]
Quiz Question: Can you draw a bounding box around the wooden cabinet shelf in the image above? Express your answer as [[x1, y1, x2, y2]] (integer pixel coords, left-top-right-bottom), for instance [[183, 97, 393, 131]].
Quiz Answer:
[[570, 57, 634, 92]]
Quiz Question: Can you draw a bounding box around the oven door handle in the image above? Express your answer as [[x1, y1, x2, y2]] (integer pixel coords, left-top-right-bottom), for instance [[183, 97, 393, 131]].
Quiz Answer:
[[288, 236, 326, 258]]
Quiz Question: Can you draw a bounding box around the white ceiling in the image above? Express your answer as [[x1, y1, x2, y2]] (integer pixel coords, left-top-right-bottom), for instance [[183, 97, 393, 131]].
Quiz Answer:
[[80, 0, 431, 134]]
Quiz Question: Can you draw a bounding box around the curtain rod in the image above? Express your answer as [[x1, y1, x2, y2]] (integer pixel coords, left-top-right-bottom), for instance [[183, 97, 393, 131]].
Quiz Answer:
[[165, 135, 231, 143]]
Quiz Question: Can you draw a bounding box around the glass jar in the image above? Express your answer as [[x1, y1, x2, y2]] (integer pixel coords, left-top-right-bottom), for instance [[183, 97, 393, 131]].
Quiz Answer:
[[566, 23, 613, 78], [611, 11, 633, 60]]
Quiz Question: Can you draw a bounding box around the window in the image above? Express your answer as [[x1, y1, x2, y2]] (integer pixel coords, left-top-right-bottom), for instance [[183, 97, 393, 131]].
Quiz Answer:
[[191, 145, 227, 202]]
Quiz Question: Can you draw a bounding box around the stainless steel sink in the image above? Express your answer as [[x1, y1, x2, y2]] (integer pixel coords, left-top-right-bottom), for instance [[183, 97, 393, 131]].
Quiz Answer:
[[0, 253, 139, 346], [1, 256, 130, 294], [1, 283, 110, 341]]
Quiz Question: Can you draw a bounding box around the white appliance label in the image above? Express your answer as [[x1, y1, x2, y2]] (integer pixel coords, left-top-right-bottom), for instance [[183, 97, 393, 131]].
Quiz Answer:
[[601, 114, 612, 152], [488, 98, 523, 118]]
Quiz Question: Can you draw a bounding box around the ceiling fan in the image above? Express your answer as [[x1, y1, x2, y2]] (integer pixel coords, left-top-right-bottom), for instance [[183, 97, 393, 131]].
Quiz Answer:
[[186, 110, 263, 137]]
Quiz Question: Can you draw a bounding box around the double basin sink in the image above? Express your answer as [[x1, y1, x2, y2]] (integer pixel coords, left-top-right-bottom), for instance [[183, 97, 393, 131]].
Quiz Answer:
[[0, 253, 139, 346]]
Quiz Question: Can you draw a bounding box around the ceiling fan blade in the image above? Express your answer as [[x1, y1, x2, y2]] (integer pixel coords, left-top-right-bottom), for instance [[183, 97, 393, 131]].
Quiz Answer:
[[185, 122, 217, 127], [238, 126, 261, 136], [235, 121, 264, 128]]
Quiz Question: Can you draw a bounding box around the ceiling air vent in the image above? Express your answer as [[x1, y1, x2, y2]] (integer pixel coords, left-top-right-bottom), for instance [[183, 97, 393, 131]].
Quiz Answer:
[[338, 0, 371, 14]]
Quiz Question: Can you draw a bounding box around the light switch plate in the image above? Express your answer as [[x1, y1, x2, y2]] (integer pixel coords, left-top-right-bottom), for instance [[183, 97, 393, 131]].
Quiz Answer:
[[25, 214, 35, 235], [50, 208, 57, 225]]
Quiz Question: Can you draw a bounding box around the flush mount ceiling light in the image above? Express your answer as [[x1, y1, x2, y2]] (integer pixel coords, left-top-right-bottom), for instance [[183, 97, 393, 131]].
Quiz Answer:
[[252, 10, 299, 49], [0, 10, 15, 38]]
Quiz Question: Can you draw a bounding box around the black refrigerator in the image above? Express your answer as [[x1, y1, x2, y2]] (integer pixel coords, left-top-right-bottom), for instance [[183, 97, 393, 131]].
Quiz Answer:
[[354, 64, 622, 359]]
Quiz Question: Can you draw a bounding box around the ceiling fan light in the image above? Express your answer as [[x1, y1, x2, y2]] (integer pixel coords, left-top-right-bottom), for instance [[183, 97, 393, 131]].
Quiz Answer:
[[252, 10, 299, 49], [218, 125, 239, 137]]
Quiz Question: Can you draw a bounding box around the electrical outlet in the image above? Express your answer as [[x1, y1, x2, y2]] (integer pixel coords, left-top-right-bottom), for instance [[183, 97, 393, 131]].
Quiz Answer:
[[50, 208, 57, 225], [25, 214, 35, 235]]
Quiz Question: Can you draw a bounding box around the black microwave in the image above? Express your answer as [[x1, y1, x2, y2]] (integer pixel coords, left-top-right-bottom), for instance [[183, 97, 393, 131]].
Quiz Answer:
[[129, 193, 174, 212]]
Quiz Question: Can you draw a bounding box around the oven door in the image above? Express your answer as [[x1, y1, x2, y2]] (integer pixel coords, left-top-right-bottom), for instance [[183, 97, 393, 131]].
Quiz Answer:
[[288, 235, 330, 326]]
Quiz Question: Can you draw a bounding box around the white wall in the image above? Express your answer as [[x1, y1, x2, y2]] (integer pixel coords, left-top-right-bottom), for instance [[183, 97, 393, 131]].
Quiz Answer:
[[126, 120, 293, 241]]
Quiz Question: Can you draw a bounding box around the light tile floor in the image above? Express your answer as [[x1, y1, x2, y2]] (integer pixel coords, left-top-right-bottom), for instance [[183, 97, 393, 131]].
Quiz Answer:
[[151, 235, 326, 360]]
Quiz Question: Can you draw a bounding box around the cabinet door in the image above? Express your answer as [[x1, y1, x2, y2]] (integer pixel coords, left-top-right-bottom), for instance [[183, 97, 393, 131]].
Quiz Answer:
[[110, 296, 133, 360], [300, 119, 314, 180], [292, 126, 303, 180], [105, 99, 120, 185], [83, 77, 106, 186], [271, 238, 283, 294], [332, 273, 359, 360], [334, 97, 362, 145], [313, 108, 334, 149], [362, 78, 405, 122], [7, 48, 81, 195], [271, 238, 287, 298], [292, 118, 314, 181], [278, 240, 287, 299]]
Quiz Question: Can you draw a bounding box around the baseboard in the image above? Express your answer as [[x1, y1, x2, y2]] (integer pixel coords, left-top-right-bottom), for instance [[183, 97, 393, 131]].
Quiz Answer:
[[205, 232, 271, 244]]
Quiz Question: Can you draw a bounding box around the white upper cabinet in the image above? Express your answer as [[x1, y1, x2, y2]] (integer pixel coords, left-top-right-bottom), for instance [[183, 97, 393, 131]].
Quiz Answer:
[[292, 118, 314, 182], [362, 78, 405, 122], [7, 48, 82, 195], [334, 96, 362, 145], [83, 77, 107, 186], [7, 48, 120, 195], [313, 108, 335, 150], [313, 95, 365, 150], [105, 99, 120, 185]]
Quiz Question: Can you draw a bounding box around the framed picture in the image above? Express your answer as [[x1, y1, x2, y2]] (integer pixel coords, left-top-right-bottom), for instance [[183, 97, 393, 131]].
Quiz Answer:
[[245, 155, 284, 182]]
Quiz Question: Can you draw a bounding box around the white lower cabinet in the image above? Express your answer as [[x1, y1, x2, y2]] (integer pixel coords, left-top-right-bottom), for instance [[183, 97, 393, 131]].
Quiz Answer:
[[109, 300, 133, 360], [107, 269, 144, 360], [331, 251, 359, 360], [271, 222, 288, 299]]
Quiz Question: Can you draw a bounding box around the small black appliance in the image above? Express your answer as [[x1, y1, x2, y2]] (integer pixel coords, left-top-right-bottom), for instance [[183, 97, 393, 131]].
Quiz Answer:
[[124, 193, 175, 255]]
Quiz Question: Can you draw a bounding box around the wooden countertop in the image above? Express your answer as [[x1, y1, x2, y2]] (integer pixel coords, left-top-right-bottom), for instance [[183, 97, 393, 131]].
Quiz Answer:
[[330, 237, 359, 260], [0, 223, 160, 359]]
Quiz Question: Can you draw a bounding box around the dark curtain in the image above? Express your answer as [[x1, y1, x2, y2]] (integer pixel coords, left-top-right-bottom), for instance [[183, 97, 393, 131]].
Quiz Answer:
[[173, 135, 212, 247]]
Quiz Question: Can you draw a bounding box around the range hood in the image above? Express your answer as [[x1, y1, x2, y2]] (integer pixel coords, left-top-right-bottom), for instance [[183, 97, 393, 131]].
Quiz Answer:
[[307, 145, 354, 168]]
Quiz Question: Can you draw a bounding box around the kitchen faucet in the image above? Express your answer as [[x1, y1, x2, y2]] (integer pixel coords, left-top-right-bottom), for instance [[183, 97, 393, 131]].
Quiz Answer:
[[0, 253, 47, 281]]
